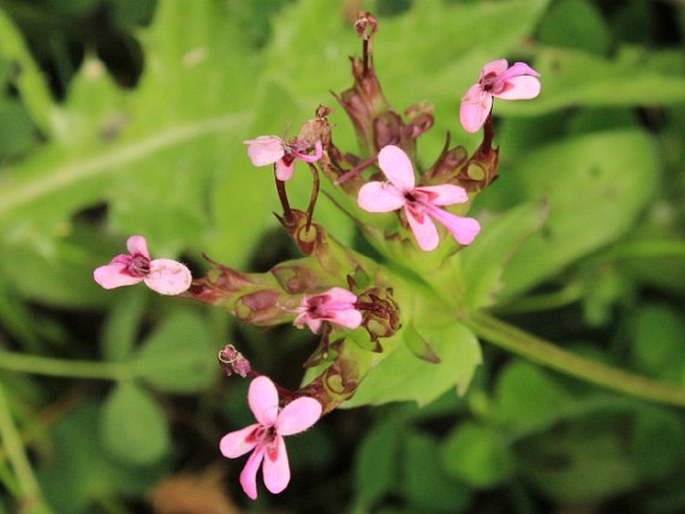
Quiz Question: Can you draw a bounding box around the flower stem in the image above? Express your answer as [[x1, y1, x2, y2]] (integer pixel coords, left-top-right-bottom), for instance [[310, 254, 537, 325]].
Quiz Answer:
[[274, 174, 293, 222], [0, 379, 53, 512], [464, 310, 685, 407], [0, 350, 130, 381], [306, 162, 320, 231]]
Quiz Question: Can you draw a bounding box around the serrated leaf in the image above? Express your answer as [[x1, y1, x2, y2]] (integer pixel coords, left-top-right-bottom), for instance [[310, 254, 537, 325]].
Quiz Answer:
[[132, 310, 216, 393], [343, 322, 481, 408], [99, 381, 170, 465]]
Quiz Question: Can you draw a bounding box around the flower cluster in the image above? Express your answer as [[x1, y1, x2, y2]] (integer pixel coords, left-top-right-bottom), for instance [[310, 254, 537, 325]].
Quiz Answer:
[[93, 10, 540, 502]]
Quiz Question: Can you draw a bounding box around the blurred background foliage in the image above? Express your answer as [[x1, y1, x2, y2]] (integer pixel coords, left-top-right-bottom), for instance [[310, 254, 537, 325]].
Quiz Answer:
[[0, 0, 684, 513]]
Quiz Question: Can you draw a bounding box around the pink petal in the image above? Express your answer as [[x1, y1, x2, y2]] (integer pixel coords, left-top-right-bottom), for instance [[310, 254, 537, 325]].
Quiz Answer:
[[320, 287, 357, 306], [416, 184, 468, 206], [294, 312, 323, 334], [495, 75, 541, 100], [405, 206, 440, 251], [277, 397, 322, 436], [480, 58, 509, 78], [459, 84, 492, 133], [126, 235, 149, 259], [144, 259, 192, 295], [275, 160, 295, 181], [357, 181, 406, 213], [239, 447, 265, 500], [428, 207, 481, 246], [262, 435, 290, 494], [93, 262, 142, 289], [295, 140, 323, 163], [498, 61, 540, 81], [377, 145, 415, 192], [248, 376, 280, 426], [244, 136, 285, 167], [328, 308, 363, 330], [219, 424, 259, 458]]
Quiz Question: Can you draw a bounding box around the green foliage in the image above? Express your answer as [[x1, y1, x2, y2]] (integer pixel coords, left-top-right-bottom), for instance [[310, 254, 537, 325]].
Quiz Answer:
[[0, 0, 684, 512]]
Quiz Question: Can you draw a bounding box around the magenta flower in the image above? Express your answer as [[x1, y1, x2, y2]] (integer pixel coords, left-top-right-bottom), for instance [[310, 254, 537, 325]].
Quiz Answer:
[[357, 145, 481, 251], [93, 235, 192, 295], [460, 59, 541, 133], [244, 135, 323, 181], [293, 287, 363, 334], [220, 376, 322, 500]]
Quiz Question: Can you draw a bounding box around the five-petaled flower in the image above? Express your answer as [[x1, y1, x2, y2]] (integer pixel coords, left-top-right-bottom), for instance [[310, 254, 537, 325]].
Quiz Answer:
[[93, 235, 192, 295], [357, 145, 481, 251], [293, 287, 362, 334], [244, 135, 323, 181], [460, 58, 541, 133], [220, 376, 322, 500]]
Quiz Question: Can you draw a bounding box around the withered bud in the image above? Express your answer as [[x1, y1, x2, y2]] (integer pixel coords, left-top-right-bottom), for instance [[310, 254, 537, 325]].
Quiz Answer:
[[298, 105, 333, 148], [404, 102, 435, 139], [354, 11, 378, 40], [218, 344, 251, 377], [355, 287, 401, 341]]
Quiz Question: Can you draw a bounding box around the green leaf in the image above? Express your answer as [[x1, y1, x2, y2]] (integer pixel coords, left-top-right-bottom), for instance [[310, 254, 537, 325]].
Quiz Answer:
[[39, 401, 165, 514], [462, 202, 548, 309], [630, 304, 685, 383], [632, 407, 685, 481], [508, 46, 685, 116], [132, 310, 216, 393], [101, 287, 147, 362], [442, 422, 514, 488], [499, 130, 658, 298], [354, 419, 402, 506], [99, 381, 170, 465], [403, 432, 470, 512], [536, 0, 612, 56], [343, 322, 481, 407], [0, 0, 257, 302], [493, 361, 573, 433], [519, 421, 638, 501]]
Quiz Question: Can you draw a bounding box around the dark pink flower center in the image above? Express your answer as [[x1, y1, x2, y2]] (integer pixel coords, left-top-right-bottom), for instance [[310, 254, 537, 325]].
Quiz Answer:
[[307, 295, 332, 318], [246, 424, 279, 460], [127, 254, 150, 278]]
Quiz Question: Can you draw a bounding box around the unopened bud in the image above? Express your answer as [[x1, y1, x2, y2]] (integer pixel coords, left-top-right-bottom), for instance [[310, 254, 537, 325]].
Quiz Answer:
[[218, 344, 251, 377]]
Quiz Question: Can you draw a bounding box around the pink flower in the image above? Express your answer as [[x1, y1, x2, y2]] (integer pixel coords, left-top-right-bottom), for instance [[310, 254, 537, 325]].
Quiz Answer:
[[460, 59, 541, 133], [357, 145, 481, 251], [244, 135, 323, 181], [220, 376, 322, 500], [293, 287, 362, 334], [93, 235, 192, 295]]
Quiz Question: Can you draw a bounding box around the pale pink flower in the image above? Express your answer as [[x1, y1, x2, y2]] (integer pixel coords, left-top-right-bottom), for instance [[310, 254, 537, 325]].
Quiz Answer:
[[357, 145, 480, 251], [293, 287, 362, 334], [93, 235, 192, 295], [244, 135, 323, 181], [220, 376, 322, 500], [460, 59, 541, 133]]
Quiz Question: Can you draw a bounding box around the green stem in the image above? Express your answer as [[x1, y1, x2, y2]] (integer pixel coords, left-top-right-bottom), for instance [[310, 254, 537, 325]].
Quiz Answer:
[[492, 281, 584, 315], [597, 240, 685, 260], [464, 311, 685, 408], [0, 379, 53, 512], [0, 350, 130, 381]]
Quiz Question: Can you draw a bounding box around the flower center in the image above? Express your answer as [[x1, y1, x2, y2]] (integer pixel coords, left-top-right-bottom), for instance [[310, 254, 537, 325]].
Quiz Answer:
[[307, 295, 331, 318], [127, 254, 150, 277]]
